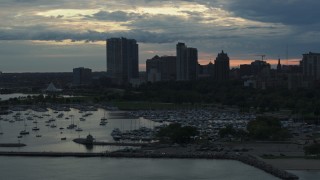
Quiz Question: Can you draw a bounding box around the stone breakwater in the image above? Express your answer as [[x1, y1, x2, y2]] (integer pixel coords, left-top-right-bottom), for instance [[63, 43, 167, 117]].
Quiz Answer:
[[0, 151, 298, 180]]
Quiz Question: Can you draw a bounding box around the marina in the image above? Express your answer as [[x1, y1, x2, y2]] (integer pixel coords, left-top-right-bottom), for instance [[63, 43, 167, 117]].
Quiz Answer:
[[0, 106, 159, 153]]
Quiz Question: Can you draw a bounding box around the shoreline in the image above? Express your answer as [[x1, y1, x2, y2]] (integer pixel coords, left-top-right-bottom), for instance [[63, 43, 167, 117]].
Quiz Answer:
[[0, 151, 299, 180]]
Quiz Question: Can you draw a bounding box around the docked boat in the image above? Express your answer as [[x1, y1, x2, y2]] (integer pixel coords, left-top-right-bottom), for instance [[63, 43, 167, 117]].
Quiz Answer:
[[75, 127, 83, 132], [27, 117, 33, 121], [20, 130, 29, 135], [36, 134, 42, 138], [61, 137, 67, 140], [67, 124, 77, 129], [99, 121, 107, 126], [32, 127, 40, 131], [20, 119, 29, 135], [50, 124, 57, 128]]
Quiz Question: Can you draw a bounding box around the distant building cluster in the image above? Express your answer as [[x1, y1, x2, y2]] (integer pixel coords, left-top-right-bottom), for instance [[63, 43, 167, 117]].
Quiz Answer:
[[76, 37, 317, 89], [146, 43, 230, 83]]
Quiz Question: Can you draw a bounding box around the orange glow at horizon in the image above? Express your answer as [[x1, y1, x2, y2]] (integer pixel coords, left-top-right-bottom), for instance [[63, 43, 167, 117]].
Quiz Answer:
[[198, 59, 301, 67]]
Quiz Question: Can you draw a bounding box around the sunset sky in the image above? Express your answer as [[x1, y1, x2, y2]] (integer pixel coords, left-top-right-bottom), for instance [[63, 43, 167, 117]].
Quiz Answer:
[[0, 0, 319, 72]]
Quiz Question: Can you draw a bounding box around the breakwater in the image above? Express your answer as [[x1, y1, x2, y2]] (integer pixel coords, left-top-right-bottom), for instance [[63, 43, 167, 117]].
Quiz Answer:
[[73, 138, 151, 147], [0, 143, 26, 147], [0, 151, 298, 180]]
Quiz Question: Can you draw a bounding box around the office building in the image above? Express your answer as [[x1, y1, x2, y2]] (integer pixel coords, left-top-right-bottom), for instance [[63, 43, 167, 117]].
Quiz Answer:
[[214, 50, 230, 81], [146, 55, 176, 82], [73, 67, 92, 86], [176, 43, 198, 81], [106, 37, 139, 84], [302, 52, 320, 80]]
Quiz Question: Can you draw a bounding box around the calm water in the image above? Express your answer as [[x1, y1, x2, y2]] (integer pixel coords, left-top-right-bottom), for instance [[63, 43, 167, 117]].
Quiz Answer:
[[0, 157, 279, 180], [0, 93, 36, 101], [0, 108, 158, 152], [0, 93, 79, 101], [288, 170, 320, 180]]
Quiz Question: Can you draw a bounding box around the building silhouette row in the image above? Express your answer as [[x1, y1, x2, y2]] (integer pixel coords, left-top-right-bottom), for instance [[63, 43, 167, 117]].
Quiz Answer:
[[104, 37, 320, 90]]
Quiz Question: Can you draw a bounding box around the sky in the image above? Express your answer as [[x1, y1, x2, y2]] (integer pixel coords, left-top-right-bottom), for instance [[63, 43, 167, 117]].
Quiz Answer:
[[0, 0, 319, 72]]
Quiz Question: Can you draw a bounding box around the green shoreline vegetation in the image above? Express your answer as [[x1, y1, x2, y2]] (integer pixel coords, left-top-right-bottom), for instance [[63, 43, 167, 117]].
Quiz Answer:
[[2, 79, 320, 120]]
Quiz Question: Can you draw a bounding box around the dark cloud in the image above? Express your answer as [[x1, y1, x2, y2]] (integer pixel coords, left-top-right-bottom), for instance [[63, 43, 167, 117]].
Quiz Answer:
[[221, 0, 320, 25]]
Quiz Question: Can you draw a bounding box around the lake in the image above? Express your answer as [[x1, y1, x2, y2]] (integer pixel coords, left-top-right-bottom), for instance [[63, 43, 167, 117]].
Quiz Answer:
[[0, 157, 280, 180]]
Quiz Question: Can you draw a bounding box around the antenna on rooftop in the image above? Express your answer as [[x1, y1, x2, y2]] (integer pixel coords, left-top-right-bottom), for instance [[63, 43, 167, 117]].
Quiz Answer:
[[254, 54, 266, 61], [286, 44, 289, 65]]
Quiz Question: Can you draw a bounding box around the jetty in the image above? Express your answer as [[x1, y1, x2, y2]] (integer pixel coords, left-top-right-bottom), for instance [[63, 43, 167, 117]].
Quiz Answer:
[[73, 138, 152, 147], [0, 143, 26, 147]]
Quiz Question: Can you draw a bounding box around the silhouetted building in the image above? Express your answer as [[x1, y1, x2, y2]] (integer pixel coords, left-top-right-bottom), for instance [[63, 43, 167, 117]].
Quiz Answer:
[[251, 60, 271, 76], [73, 67, 92, 86], [240, 64, 252, 77], [277, 58, 282, 73], [146, 55, 176, 82], [106, 37, 139, 85], [198, 62, 214, 78], [214, 50, 230, 81], [302, 52, 320, 80], [176, 43, 198, 81]]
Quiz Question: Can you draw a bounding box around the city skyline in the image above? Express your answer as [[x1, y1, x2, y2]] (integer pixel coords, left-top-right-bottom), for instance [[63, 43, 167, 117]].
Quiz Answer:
[[0, 0, 319, 72]]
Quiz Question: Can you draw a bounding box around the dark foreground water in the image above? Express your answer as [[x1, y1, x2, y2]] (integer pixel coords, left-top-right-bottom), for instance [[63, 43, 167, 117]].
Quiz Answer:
[[0, 157, 280, 180]]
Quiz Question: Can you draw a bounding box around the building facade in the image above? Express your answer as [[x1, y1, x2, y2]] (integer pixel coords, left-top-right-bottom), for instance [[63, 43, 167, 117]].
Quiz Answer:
[[176, 43, 198, 81], [106, 37, 139, 85], [214, 50, 230, 81], [73, 67, 92, 86], [146, 55, 176, 82], [302, 52, 320, 80]]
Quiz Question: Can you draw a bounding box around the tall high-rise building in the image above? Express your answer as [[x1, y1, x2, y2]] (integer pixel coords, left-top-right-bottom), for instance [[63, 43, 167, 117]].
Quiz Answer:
[[176, 42, 198, 81], [106, 37, 139, 84], [73, 67, 92, 86], [214, 50, 230, 81], [302, 52, 320, 80]]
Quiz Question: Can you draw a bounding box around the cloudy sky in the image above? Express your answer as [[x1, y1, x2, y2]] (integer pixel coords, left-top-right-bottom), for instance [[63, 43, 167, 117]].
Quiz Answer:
[[0, 0, 319, 72]]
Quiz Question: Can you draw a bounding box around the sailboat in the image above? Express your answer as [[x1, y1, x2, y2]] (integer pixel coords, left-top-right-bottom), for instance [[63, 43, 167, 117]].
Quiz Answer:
[[100, 109, 108, 126], [32, 121, 40, 131], [20, 119, 30, 135], [101, 110, 108, 121], [67, 115, 77, 129], [0, 121, 4, 135]]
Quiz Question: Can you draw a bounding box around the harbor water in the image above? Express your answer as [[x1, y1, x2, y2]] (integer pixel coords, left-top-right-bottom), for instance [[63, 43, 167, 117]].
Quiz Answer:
[[0, 157, 279, 180], [0, 108, 157, 152]]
